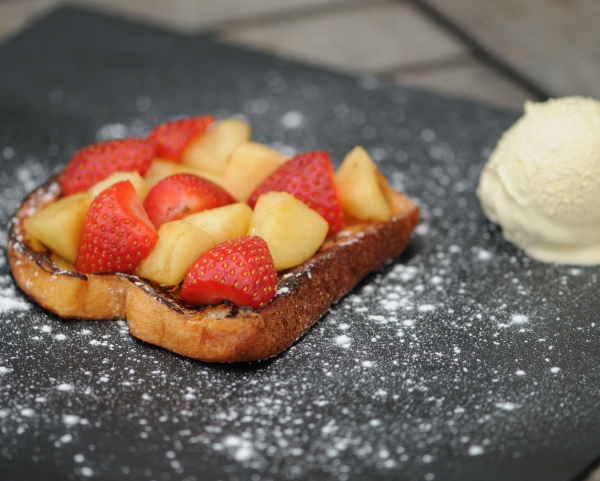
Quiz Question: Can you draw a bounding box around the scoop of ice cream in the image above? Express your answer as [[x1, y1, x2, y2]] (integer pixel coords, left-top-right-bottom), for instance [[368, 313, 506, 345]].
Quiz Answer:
[[476, 96, 600, 265]]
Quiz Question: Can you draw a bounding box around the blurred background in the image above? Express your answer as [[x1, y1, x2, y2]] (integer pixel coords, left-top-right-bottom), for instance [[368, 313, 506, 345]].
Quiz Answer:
[[0, 0, 599, 113]]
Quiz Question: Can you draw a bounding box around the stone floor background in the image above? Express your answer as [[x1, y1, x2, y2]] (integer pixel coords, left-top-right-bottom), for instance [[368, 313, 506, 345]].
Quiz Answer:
[[1, 0, 599, 478], [1, 0, 599, 113]]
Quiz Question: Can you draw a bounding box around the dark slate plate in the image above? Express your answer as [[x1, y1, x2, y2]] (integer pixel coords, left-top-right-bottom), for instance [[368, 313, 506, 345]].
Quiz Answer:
[[0, 7, 599, 481]]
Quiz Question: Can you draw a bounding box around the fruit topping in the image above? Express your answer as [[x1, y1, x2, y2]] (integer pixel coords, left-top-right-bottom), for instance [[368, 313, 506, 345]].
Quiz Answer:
[[134, 220, 215, 286], [180, 118, 252, 176], [181, 236, 277, 309], [147, 115, 215, 161], [59, 138, 155, 195], [248, 151, 344, 235], [76, 181, 157, 274], [88, 171, 149, 201], [221, 141, 287, 201], [143, 159, 223, 188], [24, 193, 90, 264], [184, 202, 253, 246], [143, 173, 236, 229], [249, 192, 328, 270], [336, 146, 392, 222]]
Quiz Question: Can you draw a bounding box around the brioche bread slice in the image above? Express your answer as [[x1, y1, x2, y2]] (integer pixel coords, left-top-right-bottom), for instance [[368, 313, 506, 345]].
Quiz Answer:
[[8, 177, 419, 362]]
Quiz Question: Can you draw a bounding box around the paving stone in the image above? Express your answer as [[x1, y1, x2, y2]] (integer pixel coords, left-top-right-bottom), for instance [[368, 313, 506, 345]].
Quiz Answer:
[[72, 0, 356, 32], [0, 0, 59, 43], [220, 2, 468, 74], [420, 0, 600, 98], [389, 55, 537, 112]]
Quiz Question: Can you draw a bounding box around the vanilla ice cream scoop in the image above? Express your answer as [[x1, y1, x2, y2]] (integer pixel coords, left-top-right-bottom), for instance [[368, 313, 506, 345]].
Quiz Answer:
[[477, 96, 600, 265]]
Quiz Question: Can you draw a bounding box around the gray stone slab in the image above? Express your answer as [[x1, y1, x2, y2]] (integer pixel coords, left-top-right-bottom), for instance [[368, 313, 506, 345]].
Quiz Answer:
[[389, 55, 537, 112], [73, 0, 359, 31], [420, 0, 600, 99], [220, 2, 468, 74], [0, 0, 356, 39]]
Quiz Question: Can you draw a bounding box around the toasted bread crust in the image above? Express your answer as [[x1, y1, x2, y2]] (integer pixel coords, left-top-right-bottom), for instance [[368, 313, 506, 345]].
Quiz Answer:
[[8, 178, 419, 362]]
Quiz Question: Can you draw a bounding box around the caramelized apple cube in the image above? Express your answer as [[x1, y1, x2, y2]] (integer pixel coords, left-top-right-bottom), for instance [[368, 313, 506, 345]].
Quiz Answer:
[[23, 193, 89, 264], [335, 146, 392, 222], [88, 171, 149, 201], [249, 192, 328, 271], [184, 203, 253, 246], [181, 118, 251, 177], [222, 142, 287, 201], [134, 220, 214, 286], [144, 159, 223, 188]]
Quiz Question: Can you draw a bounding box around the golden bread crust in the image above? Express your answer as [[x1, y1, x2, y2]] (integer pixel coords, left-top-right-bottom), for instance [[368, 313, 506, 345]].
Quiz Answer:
[[8, 178, 419, 362]]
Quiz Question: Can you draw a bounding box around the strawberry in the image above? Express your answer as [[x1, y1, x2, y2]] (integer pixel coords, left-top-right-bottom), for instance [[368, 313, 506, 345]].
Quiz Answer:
[[143, 173, 236, 229], [76, 181, 157, 274], [248, 151, 344, 235], [181, 236, 277, 309], [59, 138, 154, 195], [147, 115, 215, 161]]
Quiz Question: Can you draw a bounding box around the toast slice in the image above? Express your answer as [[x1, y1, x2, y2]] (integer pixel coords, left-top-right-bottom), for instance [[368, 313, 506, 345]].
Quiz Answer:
[[8, 177, 419, 362]]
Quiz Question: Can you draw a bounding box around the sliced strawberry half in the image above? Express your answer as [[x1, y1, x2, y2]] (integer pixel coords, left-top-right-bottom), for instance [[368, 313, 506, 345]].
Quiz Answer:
[[143, 173, 236, 229], [76, 181, 157, 274], [248, 151, 344, 235], [181, 236, 277, 309], [147, 115, 215, 161], [59, 138, 154, 195]]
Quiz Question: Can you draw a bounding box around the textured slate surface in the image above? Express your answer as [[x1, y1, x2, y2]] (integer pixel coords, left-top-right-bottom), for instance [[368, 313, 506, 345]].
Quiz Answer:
[[0, 7, 599, 481]]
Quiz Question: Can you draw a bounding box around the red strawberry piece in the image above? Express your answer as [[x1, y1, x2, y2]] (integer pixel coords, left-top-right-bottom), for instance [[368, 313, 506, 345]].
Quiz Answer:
[[143, 173, 236, 229], [147, 115, 215, 161], [181, 236, 277, 309], [248, 151, 344, 235], [59, 138, 154, 195], [76, 181, 157, 274]]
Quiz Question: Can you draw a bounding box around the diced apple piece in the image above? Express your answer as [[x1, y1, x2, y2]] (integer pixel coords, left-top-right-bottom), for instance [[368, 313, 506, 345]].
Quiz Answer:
[[23, 193, 89, 264], [222, 142, 287, 201], [335, 145, 392, 222], [88, 171, 149, 201], [144, 159, 223, 188], [184, 203, 253, 246], [249, 192, 328, 271], [181, 118, 252, 177], [134, 220, 214, 286], [49, 252, 76, 271]]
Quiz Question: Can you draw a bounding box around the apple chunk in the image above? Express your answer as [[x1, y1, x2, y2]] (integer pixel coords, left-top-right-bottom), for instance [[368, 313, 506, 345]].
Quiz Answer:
[[134, 220, 214, 286], [249, 192, 328, 271], [222, 142, 287, 201], [144, 159, 223, 188], [180, 118, 251, 177], [335, 145, 392, 222], [184, 203, 253, 246], [88, 171, 149, 201], [23, 193, 89, 264]]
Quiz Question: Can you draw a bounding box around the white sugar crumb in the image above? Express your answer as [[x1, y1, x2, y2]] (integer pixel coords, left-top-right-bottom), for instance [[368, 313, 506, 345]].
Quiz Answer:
[[334, 335, 351, 348], [0, 276, 30, 312], [495, 402, 518, 411], [468, 445, 484, 456], [281, 111, 303, 129], [550, 367, 561, 373], [515, 370, 526, 376], [223, 435, 255, 461], [476, 249, 493, 261], [57, 383, 74, 392], [511, 314, 528, 324]]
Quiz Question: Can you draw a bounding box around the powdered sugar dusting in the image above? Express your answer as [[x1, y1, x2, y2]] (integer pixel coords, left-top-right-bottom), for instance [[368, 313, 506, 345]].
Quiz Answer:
[[1, 60, 597, 481]]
